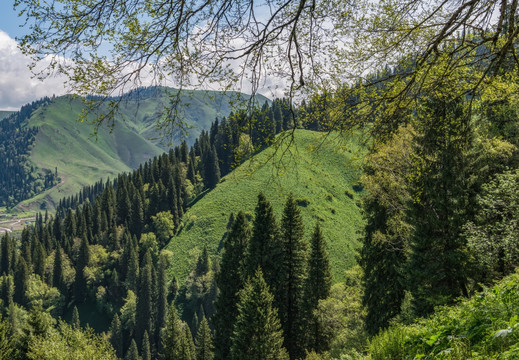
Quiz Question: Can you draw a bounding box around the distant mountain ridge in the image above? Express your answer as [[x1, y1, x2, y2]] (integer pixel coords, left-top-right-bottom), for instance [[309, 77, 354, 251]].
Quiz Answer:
[[1, 88, 268, 212]]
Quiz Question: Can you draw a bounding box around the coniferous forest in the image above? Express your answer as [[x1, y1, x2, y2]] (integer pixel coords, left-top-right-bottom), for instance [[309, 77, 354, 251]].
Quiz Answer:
[[0, 98, 60, 209]]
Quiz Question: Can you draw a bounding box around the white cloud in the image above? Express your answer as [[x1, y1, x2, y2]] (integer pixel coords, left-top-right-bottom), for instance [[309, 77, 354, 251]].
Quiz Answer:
[[0, 30, 68, 110]]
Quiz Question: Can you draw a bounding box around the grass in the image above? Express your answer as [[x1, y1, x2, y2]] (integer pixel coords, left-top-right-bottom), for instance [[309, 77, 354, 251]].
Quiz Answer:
[[166, 129, 366, 284]]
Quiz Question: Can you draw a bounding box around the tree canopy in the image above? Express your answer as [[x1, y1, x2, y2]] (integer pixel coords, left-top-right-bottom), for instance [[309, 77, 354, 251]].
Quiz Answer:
[[15, 0, 519, 136]]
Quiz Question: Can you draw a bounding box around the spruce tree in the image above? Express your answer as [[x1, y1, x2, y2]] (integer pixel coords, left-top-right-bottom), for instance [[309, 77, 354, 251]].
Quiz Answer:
[[52, 246, 65, 294], [125, 338, 139, 360], [142, 331, 151, 360], [213, 212, 250, 360], [74, 235, 90, 302], [279, 194, 306, 359], [407, 96, 471, 316], [110, 314, 123, 358], [246, 193, 284, 310], [182, 326, 196, 360], [14, 258, 29, 306], [136, 263, 153, 348], [230, 268, 288, 360], [195, 316, 214, 360], [161, 304, 189, 360], [303, 223, 332, 352], [71, 306, 80, 328], [157, 255, 169, 340], [203, 145, 221, 189], [32, 239, 46, 278]]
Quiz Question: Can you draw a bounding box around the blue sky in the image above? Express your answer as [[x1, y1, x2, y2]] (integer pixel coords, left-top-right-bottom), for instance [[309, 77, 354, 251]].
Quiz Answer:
[[0, 3, 26, 38]]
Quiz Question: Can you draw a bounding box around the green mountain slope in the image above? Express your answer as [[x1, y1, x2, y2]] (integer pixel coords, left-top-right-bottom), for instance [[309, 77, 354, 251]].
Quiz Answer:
[[13, 89, 268, 213], [166, 129, 365, 283]]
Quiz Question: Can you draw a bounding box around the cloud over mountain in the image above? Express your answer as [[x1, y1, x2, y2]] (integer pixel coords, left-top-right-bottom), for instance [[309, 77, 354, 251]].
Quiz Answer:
[[0, 30, 67, 110]]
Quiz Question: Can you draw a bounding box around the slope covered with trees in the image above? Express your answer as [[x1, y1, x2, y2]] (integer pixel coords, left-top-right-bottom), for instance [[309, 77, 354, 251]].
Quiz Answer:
[[1, 88, 268, 213], [0, 98, 60, 209]]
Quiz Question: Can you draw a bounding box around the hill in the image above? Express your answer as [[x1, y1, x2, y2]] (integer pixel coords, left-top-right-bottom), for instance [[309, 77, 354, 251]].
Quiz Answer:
[[166, 129, 366, 283], [10, 88, 268, 213]]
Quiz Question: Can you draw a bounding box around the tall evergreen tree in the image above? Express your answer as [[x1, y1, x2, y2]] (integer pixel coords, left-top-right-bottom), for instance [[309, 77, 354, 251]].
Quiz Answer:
[[52, 246, 65, 294], [74, 235, 90, 302], [14, 258, 29, 306], [125, 338, 139, 360], [182, 326, 196, 360], [230, 268, 288, 360], [203, 145, 221, 189], [142, 330, 152, 360], [136, 263, 153, 347], [359, 127, 412, 335], [407, 96, 471, 316], [279, 194, 307, 359], [302, 223, 332, 352], [156, 255, 169, 341], [71, 306, 80, 328], [32, 239, 46, 278], [160, 304, 187, 360], [110, 314, 123, 358], [246, 193, 284, 310], [195, 316, 213, 360], [213, 212, 250, 360]]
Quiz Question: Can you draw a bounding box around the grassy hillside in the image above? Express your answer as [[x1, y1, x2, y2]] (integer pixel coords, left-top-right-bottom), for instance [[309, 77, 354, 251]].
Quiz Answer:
[[166, 129, 366, 284], [13, 89, 268, 213], [368, 272, 519, 359]]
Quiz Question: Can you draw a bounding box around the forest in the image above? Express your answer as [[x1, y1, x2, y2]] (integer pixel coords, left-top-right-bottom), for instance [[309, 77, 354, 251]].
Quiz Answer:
[[0, 98, 60, 209]]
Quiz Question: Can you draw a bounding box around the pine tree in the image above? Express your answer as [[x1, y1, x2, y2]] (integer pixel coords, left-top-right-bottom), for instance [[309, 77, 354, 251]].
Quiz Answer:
[[125, 338, 139, 360], [156, 255, 169, 340], [110, 314, 123, 358], [182, 326, 196, 360], [52, 246, 65, 294], [14, 258, 29, 306], [359, 127, 411, 335], [279, 194, 307, 359], [246, 193, 284, 310], [142, 331, 151, 360], [160, 304, 184, 360], [32, 239, 46, 278], [302, 223, 332, 352], [213, 212, 250, 360], [203, 145, 221, 189], [74, 235, 90, 302], [71, 306, 80, 328], [407, 96, 471, 316], [130, 191, 144, 236], [195, 246, 210, 276], [136, 263, 153, 348], [195, 316, 214, 360], [230, 268, 288, 360]]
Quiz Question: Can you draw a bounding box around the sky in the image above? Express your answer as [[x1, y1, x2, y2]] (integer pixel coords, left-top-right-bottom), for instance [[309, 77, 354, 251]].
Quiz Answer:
[[0, 3, 70, 111]]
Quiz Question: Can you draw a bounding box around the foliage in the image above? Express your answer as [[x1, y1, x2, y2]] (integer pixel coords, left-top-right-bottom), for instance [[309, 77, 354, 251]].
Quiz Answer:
[[230, 268, 289, 360], [359, 126, 413, 334], [27, 320, 117, 360], [465, 170, 519, 283], [366, 272, 519, 359]]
